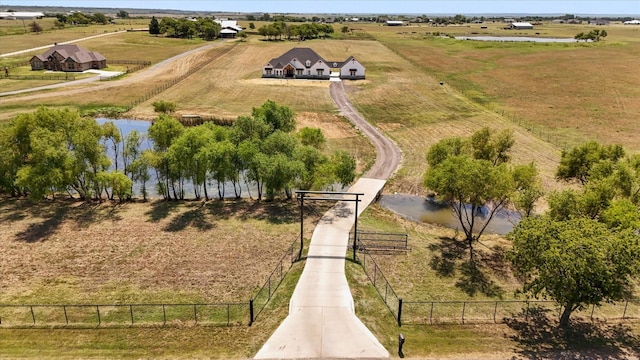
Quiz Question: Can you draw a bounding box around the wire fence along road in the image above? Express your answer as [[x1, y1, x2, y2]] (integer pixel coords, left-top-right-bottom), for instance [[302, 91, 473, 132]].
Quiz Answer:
[[0, 303, 248, 328], [357, 249, 640, 326]]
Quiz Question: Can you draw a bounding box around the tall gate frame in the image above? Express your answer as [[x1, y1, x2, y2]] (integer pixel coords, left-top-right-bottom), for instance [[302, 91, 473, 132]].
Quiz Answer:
[[296, 190, 364, 261]]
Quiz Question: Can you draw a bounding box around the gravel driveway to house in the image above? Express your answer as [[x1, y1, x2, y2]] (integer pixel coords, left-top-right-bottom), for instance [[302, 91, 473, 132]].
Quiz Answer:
[[330, 81, 402, 179]]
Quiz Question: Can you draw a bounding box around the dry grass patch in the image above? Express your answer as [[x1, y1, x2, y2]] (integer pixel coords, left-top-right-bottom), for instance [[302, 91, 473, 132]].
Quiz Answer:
[[0, 198, 330, 304], [371, 25, 640, 152]]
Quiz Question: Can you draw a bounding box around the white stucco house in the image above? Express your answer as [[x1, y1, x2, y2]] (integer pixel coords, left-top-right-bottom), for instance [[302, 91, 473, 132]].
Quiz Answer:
[[262, 48, 365, 80]]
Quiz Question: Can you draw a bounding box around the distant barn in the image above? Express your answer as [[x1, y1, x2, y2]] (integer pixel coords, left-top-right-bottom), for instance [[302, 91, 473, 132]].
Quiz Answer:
[[508, 22, 534, 30]]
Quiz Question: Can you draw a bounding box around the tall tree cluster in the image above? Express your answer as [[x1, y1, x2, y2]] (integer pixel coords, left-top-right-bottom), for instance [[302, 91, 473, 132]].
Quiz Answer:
[[0, 102, 356, 203], [257, 21, 334, 41], [157, 17, 222, 40], [508, 141, 640, 327]]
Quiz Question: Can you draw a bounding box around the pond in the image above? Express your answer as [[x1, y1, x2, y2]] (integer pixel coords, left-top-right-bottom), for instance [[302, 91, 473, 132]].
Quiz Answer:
[[378, 193, 521, 235], [455, 36, 590, 43], [96, 118, 256, 199]]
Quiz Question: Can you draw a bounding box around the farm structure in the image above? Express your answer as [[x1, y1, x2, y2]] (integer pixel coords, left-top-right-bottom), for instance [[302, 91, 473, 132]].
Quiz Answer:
[[216, 19, 243, 38], [507, 22, 534, 30], [30, 44, 106, 72], [262, 47, 365, 80]]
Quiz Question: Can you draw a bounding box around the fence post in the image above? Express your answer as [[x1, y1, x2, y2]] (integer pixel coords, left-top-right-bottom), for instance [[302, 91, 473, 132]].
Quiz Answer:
[[249, 299, 254, 326], [162, 304, 166, 326], [130, 305, 134, 325], [63, 305, 68, 325], [227, 304, 230, 326], [30, 306, 35, 325], [462, 302, 466, 324], [430, 302, 434, 325], [96, 305, 101, 326], [193, 305, 198, 325], [493, 302, 498, 323], [397, 298, 403, 327]]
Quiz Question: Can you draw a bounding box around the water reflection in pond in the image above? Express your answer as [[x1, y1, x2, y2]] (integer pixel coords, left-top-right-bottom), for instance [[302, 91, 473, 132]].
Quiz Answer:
[[379, 193, 521, 235], [96, 118, 256, 199]]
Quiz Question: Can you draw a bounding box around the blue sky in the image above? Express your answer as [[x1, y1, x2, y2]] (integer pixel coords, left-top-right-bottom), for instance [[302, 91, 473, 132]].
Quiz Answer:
[[3, 0, 639, 15]]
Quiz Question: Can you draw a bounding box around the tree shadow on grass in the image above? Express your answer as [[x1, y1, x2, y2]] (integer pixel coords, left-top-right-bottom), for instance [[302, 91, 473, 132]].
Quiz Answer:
[[506, 307, 640, 359], [428, 236, 505, 297], [12, 199, 123, 242], [145, 200, 181, 222], [428, 236, 466, 277], [163, 203, 215, 232]]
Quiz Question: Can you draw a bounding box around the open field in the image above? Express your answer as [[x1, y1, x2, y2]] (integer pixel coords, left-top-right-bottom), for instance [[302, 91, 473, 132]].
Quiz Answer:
[[0, 198, 331, 304], [1, 19, 640, 358]]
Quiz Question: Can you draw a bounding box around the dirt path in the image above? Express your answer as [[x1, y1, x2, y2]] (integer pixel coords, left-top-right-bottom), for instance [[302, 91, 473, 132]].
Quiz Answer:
[[2, 41, 230, 103], [330, 81, 402, 180]]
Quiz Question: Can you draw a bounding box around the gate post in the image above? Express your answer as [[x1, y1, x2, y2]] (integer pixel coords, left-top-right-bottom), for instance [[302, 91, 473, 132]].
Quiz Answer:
[[398, 298, 403, 327], [249, 299, 254, 326]]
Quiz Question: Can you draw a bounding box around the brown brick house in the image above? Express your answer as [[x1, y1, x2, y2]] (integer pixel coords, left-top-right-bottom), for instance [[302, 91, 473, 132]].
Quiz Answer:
[[30, 44, 106, 72]]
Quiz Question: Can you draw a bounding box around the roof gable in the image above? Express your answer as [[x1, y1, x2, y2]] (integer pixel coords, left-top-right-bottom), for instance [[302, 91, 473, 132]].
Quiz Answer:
[[268, 48, 327, 69]]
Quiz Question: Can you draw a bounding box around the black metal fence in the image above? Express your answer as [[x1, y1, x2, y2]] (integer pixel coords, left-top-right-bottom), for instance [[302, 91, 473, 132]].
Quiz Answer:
[[0, 303, 248, 328], [359, 249, 403, 325], [356, 249, 640, 326], [249, 238, 301, 325], [351, 230, 409, 251], [1, 236, 302, 329], [401, 300, 640, 325]]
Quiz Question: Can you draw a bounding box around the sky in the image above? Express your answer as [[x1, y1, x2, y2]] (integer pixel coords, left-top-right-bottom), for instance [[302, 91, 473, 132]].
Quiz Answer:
[[2, 0, 639, 15]]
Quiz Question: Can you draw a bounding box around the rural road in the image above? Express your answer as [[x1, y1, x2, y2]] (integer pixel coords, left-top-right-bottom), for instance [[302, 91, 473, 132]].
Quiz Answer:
[[255, 81, 402, 359]]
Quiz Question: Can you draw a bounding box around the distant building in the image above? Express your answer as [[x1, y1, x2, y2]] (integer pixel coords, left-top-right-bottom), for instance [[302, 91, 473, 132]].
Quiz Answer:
[[0, 11, 44, 19], [508, 22, 534, 30], [262, 48, 365, 80], [30, 44, 106, 72], [590, 19, 610, 26], [215, 19, 243, 38], [386, 20, 404, 26], [623, 19, 640, 25]]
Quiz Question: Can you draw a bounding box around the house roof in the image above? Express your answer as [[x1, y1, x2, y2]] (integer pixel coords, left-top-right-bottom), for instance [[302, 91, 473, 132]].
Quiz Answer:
[[266, 48, 328, 70], [38, 44, 105, 64], [510, 22, 533, 27]]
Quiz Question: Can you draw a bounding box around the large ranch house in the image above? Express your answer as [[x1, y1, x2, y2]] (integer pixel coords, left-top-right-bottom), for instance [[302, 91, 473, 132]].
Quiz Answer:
[[30, 44, 106, 72], [262, 48, 365, 80]]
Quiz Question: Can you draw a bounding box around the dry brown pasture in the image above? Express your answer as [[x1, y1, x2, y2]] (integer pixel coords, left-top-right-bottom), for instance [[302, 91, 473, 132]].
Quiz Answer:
[[0, 198, 329, 304], [369, 23, 640, 153]]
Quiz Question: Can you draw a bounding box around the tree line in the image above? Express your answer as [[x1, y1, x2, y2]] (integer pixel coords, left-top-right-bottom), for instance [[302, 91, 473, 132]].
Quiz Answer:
[[423, 128, 640, 327], [149, 16, 223, 40], [256, 21, 334, 41], [0, 101, 356, 202]]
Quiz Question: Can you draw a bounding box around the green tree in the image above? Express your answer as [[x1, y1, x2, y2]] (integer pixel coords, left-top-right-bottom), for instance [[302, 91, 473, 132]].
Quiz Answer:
[[29, 21, 43, 33], [341, 25, 350, 35], [149, 16, 160, 35], [147, 114, 184, 200], [298, 127, 326, 149], [424, 155, 513, 261], [252, 100, 296, 134], [508, 216, 640, 327], [423, 127, 532, 261], [117, 10, 129, 19], [556, 141, 625, 185], [92, 13, 109, 25], [152, 100, 176, 114]]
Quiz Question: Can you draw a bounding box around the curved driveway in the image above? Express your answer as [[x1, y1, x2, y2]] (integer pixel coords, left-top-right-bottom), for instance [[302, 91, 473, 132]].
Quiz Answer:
[[255, 82, 402, 359]]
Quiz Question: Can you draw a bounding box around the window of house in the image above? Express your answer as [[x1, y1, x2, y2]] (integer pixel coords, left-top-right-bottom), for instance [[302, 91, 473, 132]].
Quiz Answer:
[[350, 69, 357, 76], [317, 69, 324, 76], [265, 68, 272, 75], [306, 60, 311, 67], [297, 69, 303, 76]]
